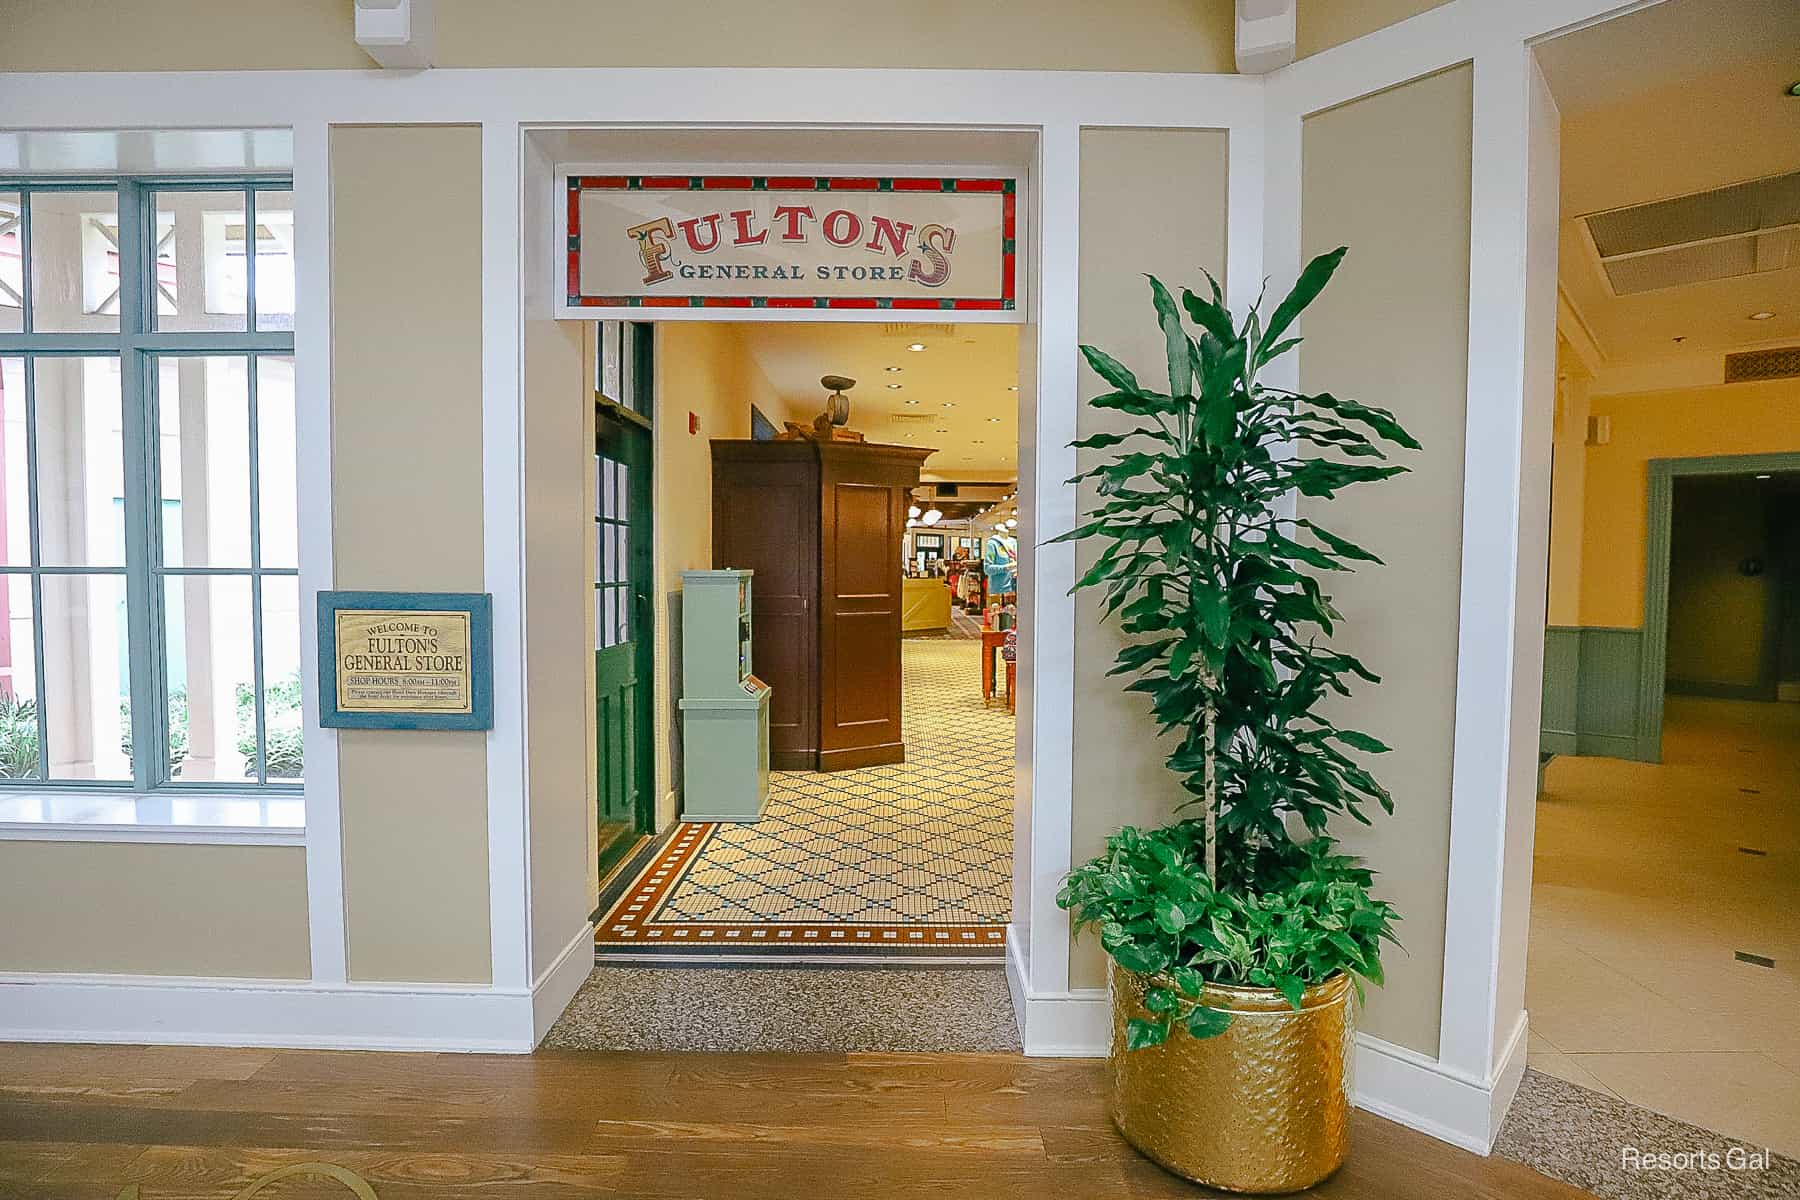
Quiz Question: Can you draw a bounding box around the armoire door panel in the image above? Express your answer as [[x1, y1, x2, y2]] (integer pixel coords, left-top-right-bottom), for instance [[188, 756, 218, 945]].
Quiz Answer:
[[713, 438, 929, 771]]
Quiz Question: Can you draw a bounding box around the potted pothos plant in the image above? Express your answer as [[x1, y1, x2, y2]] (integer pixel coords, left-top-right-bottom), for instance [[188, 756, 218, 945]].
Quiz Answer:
[[1054, 247, 1415, 1194]]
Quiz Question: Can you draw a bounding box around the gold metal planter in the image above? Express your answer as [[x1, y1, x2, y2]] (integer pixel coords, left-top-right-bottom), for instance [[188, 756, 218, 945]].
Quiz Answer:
[[1109, 965, 1354, 1194]]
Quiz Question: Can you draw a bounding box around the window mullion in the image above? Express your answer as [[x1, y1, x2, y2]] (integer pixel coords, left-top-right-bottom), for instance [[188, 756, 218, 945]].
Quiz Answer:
[[244, 188, 258, 333], [21, 356, 48, 781], [18, 192, 33, 335], [247, 354, 267, 784], [116, 181, 162, 791]]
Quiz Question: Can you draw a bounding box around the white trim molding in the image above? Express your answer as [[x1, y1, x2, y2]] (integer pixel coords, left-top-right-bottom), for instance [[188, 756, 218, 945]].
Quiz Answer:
[[0, 927, 594, 1054]]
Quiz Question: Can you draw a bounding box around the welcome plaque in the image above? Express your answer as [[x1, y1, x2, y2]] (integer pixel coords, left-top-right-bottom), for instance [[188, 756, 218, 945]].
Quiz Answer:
[[317, 591, 494, 730]]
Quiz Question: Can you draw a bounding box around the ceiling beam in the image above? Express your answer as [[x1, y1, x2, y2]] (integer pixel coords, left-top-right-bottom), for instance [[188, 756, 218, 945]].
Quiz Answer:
[[354, 0, 436, 70], [1235, 0, 1296, 74]]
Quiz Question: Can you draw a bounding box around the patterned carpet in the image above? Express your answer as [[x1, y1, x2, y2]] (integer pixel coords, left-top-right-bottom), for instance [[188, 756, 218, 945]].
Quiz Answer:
[[596, 639, 1013, 957]]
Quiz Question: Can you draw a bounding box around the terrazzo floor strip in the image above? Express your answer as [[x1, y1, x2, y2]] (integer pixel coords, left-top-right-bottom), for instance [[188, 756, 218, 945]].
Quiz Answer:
[[1495, 1069, 1800, 1200], [543, 963, 1021, 1053], [596, 639, 1012, 958]]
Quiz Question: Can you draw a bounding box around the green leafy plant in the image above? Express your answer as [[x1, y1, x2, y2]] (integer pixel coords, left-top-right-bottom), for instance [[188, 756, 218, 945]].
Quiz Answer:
[[237, 673, 304, 779], [0, 691, 40, 778], [1054, 248, 1414, 1048]]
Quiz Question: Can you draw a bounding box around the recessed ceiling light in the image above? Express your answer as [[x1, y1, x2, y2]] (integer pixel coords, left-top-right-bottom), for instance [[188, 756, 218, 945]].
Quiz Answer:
[[886, 383, 903, 390], [973, 439, 985, 444], [1756, 473, 1773, 480], [884, 366, 902, 373], [904, 399, 919, 405], [935, 428, 949, 434], [987, 417, 1001, 423], [907, 342, 927, 352], [1007, 385, 1019, 392], [1749, 311, 1777, 321], [941, 402, 955, 408]]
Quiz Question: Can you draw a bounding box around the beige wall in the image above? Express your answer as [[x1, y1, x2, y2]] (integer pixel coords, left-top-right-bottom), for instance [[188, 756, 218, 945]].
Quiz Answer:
[[0, 842, 309, 977], [1070, 127, 1230, 989], [1296, 0, 1453, 59], [331, 124, 491, 984], [522, 307, 596, 970], [1299, 64, 1473, 1055], [1577, 380, 1800, 629], [2, 0, 1235, 73], [652, 323, 785, 827]]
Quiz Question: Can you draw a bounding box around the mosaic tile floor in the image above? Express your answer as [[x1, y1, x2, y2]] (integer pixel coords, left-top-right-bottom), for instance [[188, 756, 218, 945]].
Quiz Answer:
[[596, 638, 1012, 957]]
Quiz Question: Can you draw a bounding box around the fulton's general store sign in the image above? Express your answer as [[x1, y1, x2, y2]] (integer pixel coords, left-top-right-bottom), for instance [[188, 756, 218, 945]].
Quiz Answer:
[[565, 175, 1016, 311], [317, 591, 494, 730]]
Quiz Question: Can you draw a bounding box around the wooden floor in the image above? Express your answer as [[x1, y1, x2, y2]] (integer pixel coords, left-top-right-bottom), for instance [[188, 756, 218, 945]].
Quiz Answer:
[[0, 1044, 1593, 1199]]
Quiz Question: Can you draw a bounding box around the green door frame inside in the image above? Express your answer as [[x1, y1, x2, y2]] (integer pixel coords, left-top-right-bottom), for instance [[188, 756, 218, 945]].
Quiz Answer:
[[1636, 451, 1800, 762], [594, 323, 657, 881]]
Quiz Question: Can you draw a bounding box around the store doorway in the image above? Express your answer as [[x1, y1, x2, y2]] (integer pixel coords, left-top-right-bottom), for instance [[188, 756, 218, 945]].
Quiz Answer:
[[592, 319, 1022, 959]]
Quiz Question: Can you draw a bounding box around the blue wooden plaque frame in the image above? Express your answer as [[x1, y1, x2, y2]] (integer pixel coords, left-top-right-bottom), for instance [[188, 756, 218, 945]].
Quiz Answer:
[[317, 591, 494, 730]]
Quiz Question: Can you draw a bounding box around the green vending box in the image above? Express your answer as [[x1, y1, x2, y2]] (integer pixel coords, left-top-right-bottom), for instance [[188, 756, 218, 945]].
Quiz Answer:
[[677, 569, 772, 822]]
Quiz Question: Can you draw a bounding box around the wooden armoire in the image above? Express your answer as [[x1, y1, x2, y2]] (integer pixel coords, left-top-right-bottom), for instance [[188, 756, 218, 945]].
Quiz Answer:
[[711, 439, 933, 771]]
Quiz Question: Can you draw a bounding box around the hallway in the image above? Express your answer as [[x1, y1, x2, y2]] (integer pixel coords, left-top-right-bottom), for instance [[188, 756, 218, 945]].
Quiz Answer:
[[1528, 697, 1800, 1156]]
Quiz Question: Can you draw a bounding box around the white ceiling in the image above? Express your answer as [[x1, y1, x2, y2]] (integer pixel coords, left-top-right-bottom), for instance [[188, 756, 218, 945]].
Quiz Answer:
[[1534, 0, 1795, 115], [733, 321, 1020, 481], [1537, 0, 1800, 367]]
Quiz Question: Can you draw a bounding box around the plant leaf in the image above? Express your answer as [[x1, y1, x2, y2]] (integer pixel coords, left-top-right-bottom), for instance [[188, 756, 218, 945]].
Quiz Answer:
[[1261, 246, 1346, 359], [1080, 345, 1141, 394]]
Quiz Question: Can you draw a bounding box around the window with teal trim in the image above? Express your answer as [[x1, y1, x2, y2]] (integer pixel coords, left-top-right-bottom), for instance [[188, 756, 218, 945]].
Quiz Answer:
[[0, 180, 299, 789]]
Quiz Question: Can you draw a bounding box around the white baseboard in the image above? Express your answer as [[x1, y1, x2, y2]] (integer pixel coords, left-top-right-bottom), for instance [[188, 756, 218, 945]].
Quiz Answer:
[[531, 922, 596, 1042], [0, 927, 598, 1053], [1351, 1011, 1528, 1155], [1005, 937, 1529, 1156], [1006, 929, 1112, 1056]]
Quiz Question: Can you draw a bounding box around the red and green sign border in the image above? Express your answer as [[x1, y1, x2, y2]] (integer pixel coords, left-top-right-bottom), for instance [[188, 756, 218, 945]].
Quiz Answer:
[[565, 175, 1017, 312]]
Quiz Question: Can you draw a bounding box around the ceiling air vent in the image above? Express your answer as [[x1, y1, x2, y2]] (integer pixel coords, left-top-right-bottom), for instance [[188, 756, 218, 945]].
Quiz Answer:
[[1725, 346, 1800, 384], [1582, 170, 1800, 297]]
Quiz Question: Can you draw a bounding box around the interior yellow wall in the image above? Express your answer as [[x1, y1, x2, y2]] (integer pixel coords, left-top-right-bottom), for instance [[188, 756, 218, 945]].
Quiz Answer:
[[331, 124, 492, 985], [652, 324, 785, 827], [1070, 126, 1230, 990], [1299, 64, 1473, 1056], [2, 0, 1235, 73], [1579, 380, 1800, 629], [0, 842, 310, 977], [1545, 340, 1592, 627], [1295, 0, 1454, 59], [1666, 479, 1772, 688]]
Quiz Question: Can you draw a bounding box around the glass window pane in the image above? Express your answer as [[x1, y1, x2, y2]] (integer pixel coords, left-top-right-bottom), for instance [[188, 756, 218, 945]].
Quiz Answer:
[[28, 189, 120, 334], [41, 572, 131, 782], [0, 193, 21, 334], [151, 190, 246, 333], [256, 356, 297, 568], [156, 355, 251, 567], [260, 575, 302, 782], [0, 573, 41, 779], [35, 356, 124, 567], [0, 358, 27, 566], [161, 574, 255, 782], [252, 190, 295, 332]]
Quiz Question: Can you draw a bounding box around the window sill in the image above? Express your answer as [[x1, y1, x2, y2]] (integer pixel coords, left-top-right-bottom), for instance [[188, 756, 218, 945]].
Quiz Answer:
[[0, 792, 305, 846]]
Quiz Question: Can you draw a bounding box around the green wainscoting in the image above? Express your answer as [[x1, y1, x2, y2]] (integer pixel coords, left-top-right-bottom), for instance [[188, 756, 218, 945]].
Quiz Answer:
[[1541, 626, 1650, 762]]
